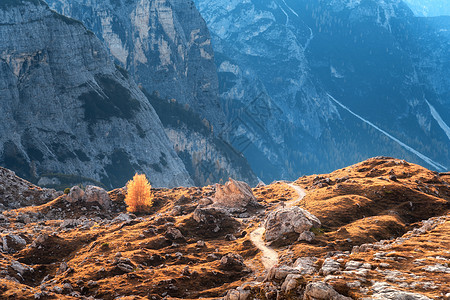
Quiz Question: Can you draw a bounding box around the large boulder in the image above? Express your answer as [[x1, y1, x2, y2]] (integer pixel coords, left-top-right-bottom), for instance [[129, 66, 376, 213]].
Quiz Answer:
[[213, 178, 260, 212], [65, 185, 111, 209], [264, 206, 321, 245], [66, 186, 85, 203], [84, 185, 111, 209]]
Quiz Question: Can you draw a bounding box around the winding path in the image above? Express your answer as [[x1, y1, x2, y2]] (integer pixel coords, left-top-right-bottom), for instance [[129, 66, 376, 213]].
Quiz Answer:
[[249, 183, 306, 271]]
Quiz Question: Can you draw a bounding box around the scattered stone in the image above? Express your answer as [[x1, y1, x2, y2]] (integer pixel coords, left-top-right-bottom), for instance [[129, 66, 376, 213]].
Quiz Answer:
[[281, 274, 305, 294], [320, 258, 341, 275], [293, 257, 318, 275], [11, 260, 33, 275], [422, 264, 450, 274], [368, 282, 432, 300], [266, 265, 300, 282], [219, 253, 246, 272], [303, 281, 352, 300]]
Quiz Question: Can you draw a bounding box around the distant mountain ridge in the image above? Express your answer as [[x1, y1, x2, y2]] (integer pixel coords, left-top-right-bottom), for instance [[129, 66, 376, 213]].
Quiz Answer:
[[0, 0, 193, 189], [194, 0, 450, 181]]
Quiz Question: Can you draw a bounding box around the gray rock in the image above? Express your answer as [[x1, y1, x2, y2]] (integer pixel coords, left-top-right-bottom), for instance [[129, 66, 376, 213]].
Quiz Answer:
[[281, 273, 304, 294], [266, 265, 300, 282], [11, 260, 33, 275], [213, 178, 259, 212], [0, 1, 192, 189], [303, 281, 352, 300], [66, 186, 84, 203], [264, 206, 321, 245], [368, 282, 433, 300], [293, 257, 318, 275], [224, 288, 250, 300], [320, 258, 341, 276], [192, 206, 238, 235], [47, 0, 259, 187], [298, 231, 316, 242], [1, 234, 27, 253], [84, 185, 111, 209], [0, 167, 59, 210], [219, 253, 246, 272]]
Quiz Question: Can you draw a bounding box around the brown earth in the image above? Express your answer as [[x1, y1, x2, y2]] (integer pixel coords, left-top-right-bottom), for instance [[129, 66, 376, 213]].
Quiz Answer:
[[0, 157, 449, 299]]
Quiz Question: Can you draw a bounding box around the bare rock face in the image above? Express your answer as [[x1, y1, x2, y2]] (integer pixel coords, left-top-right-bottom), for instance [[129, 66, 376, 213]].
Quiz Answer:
[[213, 178, 260, 212], [0, 0, 192, 189], [46, 0, 259, 188], [303, 282, 352, 300], [264, 206, 321, 246]]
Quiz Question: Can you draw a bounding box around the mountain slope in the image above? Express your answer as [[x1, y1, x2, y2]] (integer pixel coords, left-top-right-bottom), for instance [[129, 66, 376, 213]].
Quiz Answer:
[[0, 0, 192, 189], [47, 0, 258, 186], [0, 158, 448, 299], [46, 0, 226, 132], [194, 0, 450, 182]]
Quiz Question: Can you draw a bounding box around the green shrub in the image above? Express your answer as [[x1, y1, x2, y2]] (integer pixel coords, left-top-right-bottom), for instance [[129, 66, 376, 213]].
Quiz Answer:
[[64, 188, 71, 195]]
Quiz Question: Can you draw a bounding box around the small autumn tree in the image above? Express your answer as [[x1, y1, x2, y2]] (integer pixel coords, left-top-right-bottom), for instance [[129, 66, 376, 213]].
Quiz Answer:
[[125, 173, 153, 213]]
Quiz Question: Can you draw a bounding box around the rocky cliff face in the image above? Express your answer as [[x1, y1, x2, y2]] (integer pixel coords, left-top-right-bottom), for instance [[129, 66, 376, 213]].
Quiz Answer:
[[0, 0, 192, 189], [47, 0, 258, 186], [195, 0, 450, 182], [146, 91, 258, 186], [46, 0, 226, 132]]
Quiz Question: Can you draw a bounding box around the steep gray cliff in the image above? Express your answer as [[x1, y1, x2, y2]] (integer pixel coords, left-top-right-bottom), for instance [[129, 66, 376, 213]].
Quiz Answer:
[[0, 0, 193, 189], [195, 0, 450, 181], [144, 90, 258, 186], [47, 0, 258, 186], [46, 0, 226, 132]]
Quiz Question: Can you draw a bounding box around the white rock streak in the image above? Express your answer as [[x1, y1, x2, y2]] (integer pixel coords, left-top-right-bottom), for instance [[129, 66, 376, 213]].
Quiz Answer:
[[327, 93, 446, 171], [426, 99, 450, 142]]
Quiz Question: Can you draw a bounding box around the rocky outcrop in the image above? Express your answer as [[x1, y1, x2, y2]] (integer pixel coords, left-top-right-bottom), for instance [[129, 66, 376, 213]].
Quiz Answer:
[[66, 185, 111, 209], [0, 167, 60, 210], [0, 0, 192, 189], [264, 206, 321, 245], [213, 178, 260, 212]]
